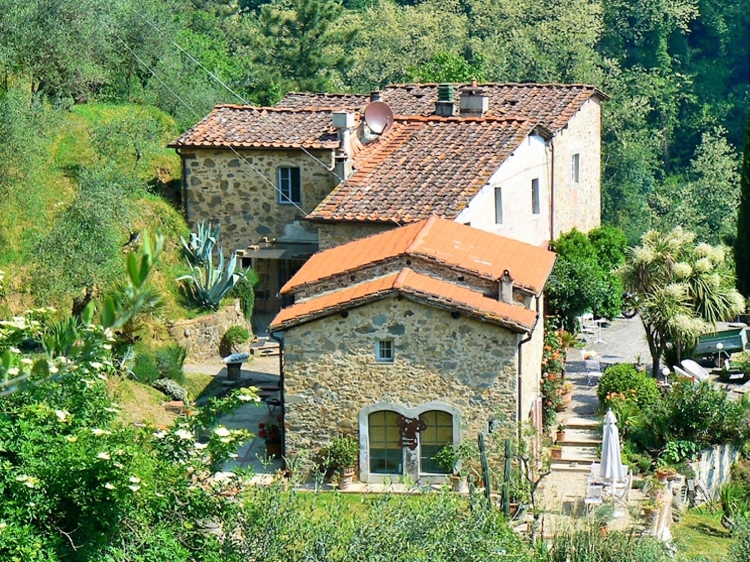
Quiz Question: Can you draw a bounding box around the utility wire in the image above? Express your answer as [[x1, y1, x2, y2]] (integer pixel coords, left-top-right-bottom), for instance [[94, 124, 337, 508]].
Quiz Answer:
[[113, 34, 311, 218], [133, 10, 349, 186]]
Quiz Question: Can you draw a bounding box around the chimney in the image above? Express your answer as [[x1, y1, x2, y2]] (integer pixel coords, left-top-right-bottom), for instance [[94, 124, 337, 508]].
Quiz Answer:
[[435, 83, 456, 117], [499, 269, 514, 304], [332, 111, 355, 180], [459, 79, 488, 117], [370, 90, 382, 102]]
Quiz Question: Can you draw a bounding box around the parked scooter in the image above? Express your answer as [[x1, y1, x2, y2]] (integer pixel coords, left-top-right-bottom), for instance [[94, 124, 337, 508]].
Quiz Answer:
[[622, 292, 637, 318]]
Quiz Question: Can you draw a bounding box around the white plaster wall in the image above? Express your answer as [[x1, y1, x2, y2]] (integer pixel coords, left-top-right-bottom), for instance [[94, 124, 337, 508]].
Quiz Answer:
[[455, 133, 551, 247]]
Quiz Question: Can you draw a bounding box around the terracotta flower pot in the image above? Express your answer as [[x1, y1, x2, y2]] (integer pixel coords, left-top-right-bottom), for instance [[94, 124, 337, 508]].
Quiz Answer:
[[556, 431, 566, 442], [551, 448, 563, 460], [265, 442, 282, 459], [338, 469, 356, 490]]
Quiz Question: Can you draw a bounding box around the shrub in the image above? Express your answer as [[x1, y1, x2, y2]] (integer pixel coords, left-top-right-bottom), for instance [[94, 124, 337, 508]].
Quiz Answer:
[[130, 349, 161, 384], [597, 363, 659, 411], [229, 271, 259, 320], [177, 250, 249, 311], [730, 516, 750, 562], [154, 344, 187, 384], [324, 436, 359, 470], [223, 325, 250, 348], [152, 378, 189, 403]]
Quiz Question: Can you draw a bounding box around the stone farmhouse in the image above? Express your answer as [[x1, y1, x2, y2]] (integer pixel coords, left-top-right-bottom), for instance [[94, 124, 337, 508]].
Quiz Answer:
[[269, 217, 556, 482], [170, 82, 605, 317]]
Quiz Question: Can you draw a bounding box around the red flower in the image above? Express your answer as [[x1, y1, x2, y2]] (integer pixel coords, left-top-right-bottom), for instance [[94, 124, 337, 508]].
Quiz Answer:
[[259, 422, 265, 429], [259, 430, 267, 438]]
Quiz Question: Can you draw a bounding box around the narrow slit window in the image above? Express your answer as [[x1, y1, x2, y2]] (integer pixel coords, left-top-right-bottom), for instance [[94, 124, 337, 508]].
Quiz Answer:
[[571, 154, 580, 184], [531, 178, 540, 215], [494, 187, 503, 224]]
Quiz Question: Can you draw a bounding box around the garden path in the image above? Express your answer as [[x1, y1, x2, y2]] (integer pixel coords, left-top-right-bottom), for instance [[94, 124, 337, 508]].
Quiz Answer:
[[538, 316, 650, 536]]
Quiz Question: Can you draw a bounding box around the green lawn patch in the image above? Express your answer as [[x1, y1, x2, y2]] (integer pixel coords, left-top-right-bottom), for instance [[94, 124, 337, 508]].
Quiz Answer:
[[673, 508, 733, 560]]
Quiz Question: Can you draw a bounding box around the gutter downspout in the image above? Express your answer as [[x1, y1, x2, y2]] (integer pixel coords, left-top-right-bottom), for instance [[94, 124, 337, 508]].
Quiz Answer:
[[269, 331, 286, 464], [176, 148, 189, 221], [517, 330, 533, 443], [516, 295, 542, 442]]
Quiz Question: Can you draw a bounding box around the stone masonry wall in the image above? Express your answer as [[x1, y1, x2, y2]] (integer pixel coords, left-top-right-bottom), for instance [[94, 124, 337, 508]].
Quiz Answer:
[[181, 148, 337, 252], [551, 98, 602, 237], [317, 222, 396, 250], [282, 297, 520, 456], [168, 300, 251, 363]]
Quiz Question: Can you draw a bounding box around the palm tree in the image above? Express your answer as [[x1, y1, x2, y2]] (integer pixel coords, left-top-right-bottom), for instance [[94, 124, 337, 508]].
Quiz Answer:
[[620, 227, 745, 376]]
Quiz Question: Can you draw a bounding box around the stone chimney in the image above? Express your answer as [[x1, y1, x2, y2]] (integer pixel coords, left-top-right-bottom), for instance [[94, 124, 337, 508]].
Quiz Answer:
[[499, 269, 514, 304], [459, 79, 488, 117], [332, 111, 355, 180], [435, 83, 456, 117]]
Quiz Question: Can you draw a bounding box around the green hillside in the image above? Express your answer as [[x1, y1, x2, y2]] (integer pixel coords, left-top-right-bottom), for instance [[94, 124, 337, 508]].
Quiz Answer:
[[0, 98, 190, 321]]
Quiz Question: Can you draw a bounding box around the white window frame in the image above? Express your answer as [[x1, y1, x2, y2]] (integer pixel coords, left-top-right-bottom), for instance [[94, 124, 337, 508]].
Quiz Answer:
[[494, 187, 503, 225], [277, 167, 301, 204], [376, 339, 394, 363], [571, 154, 580, 184], [531, 178, 540, 215]]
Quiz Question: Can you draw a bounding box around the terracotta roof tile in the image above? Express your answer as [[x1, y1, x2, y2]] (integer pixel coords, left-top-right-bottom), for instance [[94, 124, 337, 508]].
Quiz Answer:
[[307, 116, 535, 224], [282, 216, 556, 295], [277, 83, 607, 133], [270, 268, 538, 332], [169, 105, 344, 149]]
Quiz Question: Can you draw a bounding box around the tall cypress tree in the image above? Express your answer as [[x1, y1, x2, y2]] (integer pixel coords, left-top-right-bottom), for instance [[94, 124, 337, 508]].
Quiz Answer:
[[736, 107, 750, 296]]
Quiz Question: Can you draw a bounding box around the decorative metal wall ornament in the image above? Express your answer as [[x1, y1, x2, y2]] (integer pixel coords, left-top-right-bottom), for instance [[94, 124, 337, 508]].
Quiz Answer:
[[397, 415, 426, 450]]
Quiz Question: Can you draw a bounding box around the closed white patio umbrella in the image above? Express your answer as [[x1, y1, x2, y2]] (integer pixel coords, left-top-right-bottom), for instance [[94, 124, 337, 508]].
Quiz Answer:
[[601, 409, 626, 517]]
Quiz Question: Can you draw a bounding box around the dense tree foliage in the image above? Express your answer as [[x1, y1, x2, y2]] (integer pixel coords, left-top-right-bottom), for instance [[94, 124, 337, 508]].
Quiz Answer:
[[736, 107, 750, 297], [0, 0, 747, 248]]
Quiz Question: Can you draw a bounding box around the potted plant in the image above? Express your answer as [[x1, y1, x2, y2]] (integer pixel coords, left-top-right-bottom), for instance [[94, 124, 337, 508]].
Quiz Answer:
[[655, 465, 677, 482], [325, 436, 359, 490], [556, 423, 567, 442], [559, 381, 574, 407], [258, 418, 283, 458], [433, 443, 471, 493], [641, 499, 660, 518], [550, 445, 563, 460]]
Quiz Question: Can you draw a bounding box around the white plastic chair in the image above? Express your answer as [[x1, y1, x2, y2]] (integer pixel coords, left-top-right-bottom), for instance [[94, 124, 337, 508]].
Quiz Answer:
[[584, 484, 604, 511], [585, 359, 603, 386]]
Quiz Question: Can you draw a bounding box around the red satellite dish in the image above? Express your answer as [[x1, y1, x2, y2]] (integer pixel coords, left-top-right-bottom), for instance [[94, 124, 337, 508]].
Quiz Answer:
[[364, 101, 393, 135]]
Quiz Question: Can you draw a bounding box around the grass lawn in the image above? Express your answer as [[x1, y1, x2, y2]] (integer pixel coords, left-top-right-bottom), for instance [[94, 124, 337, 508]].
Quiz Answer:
[[673, 508, 733, 560]]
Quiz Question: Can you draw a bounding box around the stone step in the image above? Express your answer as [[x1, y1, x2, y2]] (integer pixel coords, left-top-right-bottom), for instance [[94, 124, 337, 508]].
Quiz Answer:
[[558, 416, 601, 429], [549, 461, 596, 472], [555, 428, 602, 447], [551, 445, 599, 464]]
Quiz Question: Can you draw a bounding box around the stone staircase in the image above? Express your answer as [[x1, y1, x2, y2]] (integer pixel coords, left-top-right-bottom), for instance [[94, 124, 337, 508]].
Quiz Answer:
[[550, 416, 601, 472]]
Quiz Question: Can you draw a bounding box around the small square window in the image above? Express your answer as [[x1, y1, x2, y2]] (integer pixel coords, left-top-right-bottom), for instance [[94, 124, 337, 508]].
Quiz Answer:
[[278, 167, 301, 204], [571, 154, 580, 184], [376, 340, 394, 363], [531, 178, 540, 215]]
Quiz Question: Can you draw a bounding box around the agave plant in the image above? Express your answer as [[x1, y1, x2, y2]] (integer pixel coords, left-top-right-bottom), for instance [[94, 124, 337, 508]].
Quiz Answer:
[[177, 247, 249, 311], [180, 221, 220, 267]]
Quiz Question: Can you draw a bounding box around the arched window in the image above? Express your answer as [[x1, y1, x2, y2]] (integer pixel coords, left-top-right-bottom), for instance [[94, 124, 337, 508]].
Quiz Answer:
[[368, 410, 402, 474], [419, 410, 454, 474]]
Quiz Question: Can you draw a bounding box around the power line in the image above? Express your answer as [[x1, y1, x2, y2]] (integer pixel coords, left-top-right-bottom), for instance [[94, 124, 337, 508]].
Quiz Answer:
[[133, 10, 349, 186], [113, 34, 311, 219]]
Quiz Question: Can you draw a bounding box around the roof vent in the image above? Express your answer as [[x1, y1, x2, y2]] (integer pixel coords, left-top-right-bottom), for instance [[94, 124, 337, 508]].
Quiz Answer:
[[435, 83, 456, 117], [459, 79, 488, 118], [370, 90, 382, 102]]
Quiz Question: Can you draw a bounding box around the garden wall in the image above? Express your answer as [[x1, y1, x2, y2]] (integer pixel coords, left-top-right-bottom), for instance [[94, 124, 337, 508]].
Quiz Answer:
[[168, 300, 251, 363], [691, 443, 739, 504]]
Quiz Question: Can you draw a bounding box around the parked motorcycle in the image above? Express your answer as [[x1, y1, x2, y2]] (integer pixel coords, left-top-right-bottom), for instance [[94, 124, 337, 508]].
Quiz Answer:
[[622, 292, 637, 318]]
